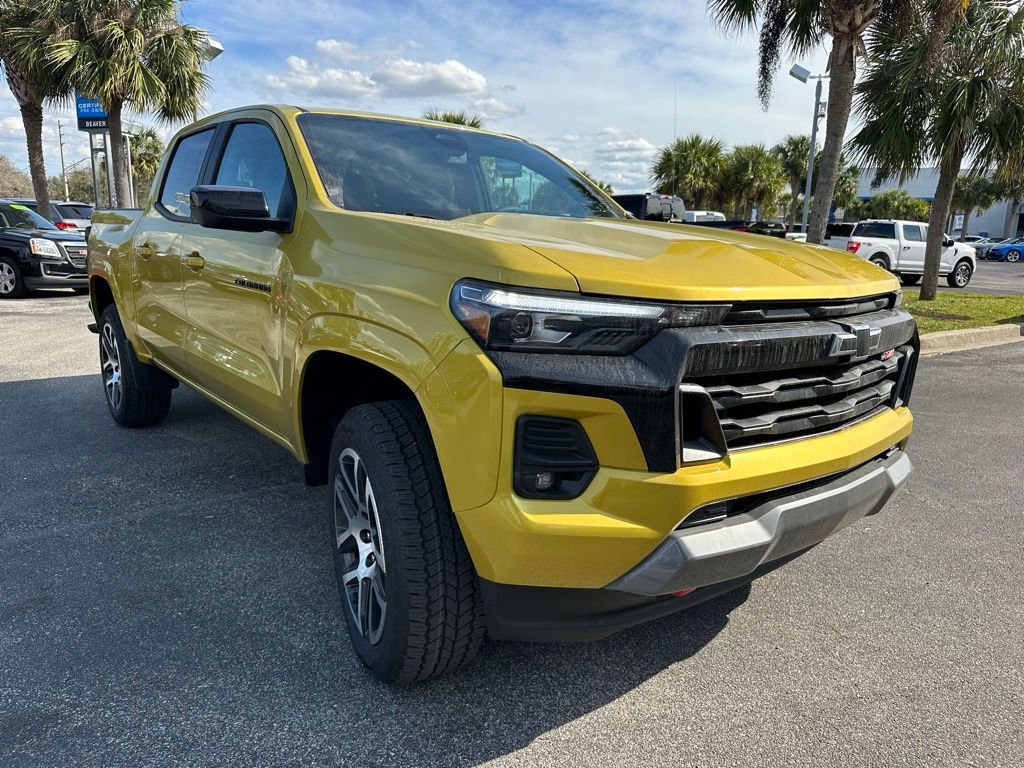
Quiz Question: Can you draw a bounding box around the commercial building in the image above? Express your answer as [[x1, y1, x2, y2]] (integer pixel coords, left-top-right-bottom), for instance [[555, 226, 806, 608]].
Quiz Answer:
[[856, 168, 1022, 238]]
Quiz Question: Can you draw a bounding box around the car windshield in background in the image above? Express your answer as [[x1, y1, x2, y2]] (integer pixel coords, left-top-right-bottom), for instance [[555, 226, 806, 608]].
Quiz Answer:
[[853, 222, 896, 239], [297, 114, 619, 221], [56, 204, 93, 218], [0, 203, 58, 230]]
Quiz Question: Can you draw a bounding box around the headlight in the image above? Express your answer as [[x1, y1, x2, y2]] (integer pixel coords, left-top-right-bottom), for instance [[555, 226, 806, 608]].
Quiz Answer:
[[450, 278, 728, 354], [29, 238, 61, 258]]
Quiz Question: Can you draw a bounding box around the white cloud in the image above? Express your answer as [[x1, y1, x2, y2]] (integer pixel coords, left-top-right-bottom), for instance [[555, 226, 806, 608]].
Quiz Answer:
[[265, 44, 488, 101], [470, 97, 525, 121], [373, 58, 487, 97]]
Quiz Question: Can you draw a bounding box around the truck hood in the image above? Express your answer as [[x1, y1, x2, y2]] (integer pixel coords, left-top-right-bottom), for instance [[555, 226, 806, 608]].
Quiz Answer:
[[454, 214, 898, 302]]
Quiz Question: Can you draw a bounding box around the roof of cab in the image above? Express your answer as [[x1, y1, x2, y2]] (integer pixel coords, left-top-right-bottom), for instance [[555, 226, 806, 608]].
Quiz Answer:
[[180, 104, 525, 142]]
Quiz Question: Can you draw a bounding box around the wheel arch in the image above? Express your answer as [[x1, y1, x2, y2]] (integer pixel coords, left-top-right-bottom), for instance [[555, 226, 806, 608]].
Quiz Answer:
[[90, 274, 116, 321], [296, 347, 428, 487], [868, 251, 891, 270]]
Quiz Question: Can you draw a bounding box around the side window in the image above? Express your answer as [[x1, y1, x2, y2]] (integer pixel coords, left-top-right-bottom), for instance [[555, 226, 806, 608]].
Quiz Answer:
[[214, 122, 291, 218], [160, 129, 215, 218], [902, 224, 924, 242]]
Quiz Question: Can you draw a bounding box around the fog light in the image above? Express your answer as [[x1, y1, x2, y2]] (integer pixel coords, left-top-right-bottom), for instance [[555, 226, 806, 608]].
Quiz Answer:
[[534, 471, 555, 491]]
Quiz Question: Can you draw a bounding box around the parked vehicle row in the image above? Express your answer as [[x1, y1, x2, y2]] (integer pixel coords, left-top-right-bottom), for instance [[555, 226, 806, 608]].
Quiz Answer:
[[844, 219, 976, 287], [7, 198, 94, 233], [0, 200, 89, 298]]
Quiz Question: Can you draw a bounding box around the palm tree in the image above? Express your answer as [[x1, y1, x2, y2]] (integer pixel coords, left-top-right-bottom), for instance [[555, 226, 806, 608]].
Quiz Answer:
[[577, 169, 613, 194], [707, 1, 974, 244], [951, 173, 997, 239], [861, 189, 930, 220], [127, 126, 164, 202], [0, 0, 72, 220], [721, 144, 784, 220], [11, 0, 212, 207], [650, 133, 726, 209], [832, 158, 862, 218], [422, 109, 484, 129], [772, 135, 810, 230], [851, 0, 1024, 299]]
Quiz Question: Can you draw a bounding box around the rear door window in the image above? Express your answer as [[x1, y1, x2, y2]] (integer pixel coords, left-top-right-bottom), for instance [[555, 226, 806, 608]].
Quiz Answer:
[[160, 129, 215, 218], [902, 224, 924, 241], [852, 222, 896, 239]]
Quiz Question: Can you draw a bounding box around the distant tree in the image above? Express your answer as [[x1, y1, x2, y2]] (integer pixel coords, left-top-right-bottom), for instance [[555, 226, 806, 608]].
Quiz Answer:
[[423, 109, 484, 128], [0, 0, 73, 220], [577, 169, 613, 194], [651, 133, 726, 208], [708, 0, 972, 245], [0, 153, 35, 197], [720, 144, 785, 220], [851, 0, 1024, 299], [861, 189, 930, 220], [832, 159, 862, 215], [48, 167, 105, 204], [11, 0, 212, 208], [951, 173, 998, 238], [772, 135, 810, 230], [127, 127, 165, 204]]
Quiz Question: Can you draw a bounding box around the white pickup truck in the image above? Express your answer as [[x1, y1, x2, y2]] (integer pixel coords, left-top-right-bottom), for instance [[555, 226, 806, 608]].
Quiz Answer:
[[845, 219, 977, 288]]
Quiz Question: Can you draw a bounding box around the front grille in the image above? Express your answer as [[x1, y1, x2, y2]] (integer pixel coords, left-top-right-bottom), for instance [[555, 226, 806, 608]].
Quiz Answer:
[[696, 351, 906, 449], [59, 242, 88, 267]]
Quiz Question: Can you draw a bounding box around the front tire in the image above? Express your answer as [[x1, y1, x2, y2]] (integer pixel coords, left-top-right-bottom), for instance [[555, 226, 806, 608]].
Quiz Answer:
[[946, 260, 973, 288], [329, 400, 485, 683], [0, 257, 26, 299], [99, 304, 173, 427], [900, 273, 921, 286]]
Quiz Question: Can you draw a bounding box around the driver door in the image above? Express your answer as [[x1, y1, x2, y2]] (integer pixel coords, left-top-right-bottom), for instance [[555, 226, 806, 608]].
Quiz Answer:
[[898, 223, 926, 272]]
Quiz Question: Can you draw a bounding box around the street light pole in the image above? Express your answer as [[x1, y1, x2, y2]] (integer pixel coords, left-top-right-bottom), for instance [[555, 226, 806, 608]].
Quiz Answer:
[[801, 77, 823, 232], [789, 64, 829, 234], [57, 120, 70, 200]]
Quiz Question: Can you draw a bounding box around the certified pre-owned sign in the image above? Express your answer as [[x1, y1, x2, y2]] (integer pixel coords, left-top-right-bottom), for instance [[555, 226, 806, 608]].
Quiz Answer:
[[76, 93, 107, 131]]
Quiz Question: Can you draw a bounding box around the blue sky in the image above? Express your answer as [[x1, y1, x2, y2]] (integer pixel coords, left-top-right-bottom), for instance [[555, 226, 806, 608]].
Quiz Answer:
[[0, 0, 831, 193]]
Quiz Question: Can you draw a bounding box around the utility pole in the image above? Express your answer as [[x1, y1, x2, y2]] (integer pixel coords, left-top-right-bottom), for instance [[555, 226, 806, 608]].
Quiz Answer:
[[801, 77, 825, 233], [57, 120, 70, 199]]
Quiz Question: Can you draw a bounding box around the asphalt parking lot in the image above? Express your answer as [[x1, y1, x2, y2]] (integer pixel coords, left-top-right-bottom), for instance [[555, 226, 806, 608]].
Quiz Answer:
[[2, 293, 1023, 768], [938, 259, 1024, 295]]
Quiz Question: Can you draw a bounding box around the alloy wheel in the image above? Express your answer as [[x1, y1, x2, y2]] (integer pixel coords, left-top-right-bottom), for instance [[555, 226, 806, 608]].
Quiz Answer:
[[334, 448, 387, 644], [955, 264, 971, 287], [100, 323, 123, 411], [0, 262, 16, 295], [1008, 251, 1020, 263]]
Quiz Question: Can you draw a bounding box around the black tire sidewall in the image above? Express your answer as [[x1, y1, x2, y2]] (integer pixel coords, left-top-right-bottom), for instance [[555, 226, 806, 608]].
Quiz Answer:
[[328, 410, 412, 682]]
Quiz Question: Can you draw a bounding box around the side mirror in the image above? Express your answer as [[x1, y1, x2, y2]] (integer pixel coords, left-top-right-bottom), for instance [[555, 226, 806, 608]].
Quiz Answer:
[[942, 236, 954, 247], [190, 185, 291, 233]]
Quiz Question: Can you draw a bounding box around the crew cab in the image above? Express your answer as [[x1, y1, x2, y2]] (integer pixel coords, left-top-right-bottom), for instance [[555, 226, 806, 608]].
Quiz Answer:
[[87, 106, 918, 683], [0, 199, 89, 298], [846, 219, 976, 288]]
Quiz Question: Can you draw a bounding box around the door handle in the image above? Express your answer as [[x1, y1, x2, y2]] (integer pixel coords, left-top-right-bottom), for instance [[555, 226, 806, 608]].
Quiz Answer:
[[902, 246, 911, 250], [183, 252, 206, 270], [137, 242, 157, 259]]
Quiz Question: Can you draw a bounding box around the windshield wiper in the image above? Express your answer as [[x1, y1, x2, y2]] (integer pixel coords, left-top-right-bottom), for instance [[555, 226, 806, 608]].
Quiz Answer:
[[377, 210, 439, 220]]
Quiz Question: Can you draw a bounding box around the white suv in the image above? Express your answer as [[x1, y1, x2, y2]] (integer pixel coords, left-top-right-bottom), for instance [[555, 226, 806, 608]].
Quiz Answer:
[[846, 219, 977, 288]]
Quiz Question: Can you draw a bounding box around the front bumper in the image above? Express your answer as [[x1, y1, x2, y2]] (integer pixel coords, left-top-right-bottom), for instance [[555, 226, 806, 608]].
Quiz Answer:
[[482, 449, 911, 642], [609, 449, 911, 596], [21, 256, 88, 288]]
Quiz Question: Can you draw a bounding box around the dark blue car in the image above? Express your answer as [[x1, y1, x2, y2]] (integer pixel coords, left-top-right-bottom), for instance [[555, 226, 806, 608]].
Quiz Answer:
[[988, 238, 1024, 262]]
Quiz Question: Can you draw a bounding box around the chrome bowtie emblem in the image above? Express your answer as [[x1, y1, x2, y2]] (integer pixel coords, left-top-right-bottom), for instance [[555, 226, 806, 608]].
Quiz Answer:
[[829, 323, 882, 357]]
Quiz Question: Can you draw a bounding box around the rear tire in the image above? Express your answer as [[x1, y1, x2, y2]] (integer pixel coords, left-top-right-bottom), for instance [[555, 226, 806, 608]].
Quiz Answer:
[[900, 273, 921, 286], [946, 260, 973, 288], [99, 304, 172, 427], [869, 255, 890, 270], [328, 400, 485, 683], [1007, 250, 1021, 263], [0, 256, 26, 299]]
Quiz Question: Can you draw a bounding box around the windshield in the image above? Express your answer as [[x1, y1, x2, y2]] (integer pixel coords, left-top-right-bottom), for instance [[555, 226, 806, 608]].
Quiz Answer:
[[297, 114, 619, 221], [0, 203, 58, 230]]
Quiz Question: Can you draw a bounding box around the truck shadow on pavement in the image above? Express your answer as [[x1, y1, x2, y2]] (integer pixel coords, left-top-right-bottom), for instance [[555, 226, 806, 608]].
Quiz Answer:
[[0, 375, 749, 768]]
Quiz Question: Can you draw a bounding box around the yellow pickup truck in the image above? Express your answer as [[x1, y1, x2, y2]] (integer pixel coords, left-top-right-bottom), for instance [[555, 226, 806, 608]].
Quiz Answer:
[[88, 105, 918, 683]]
